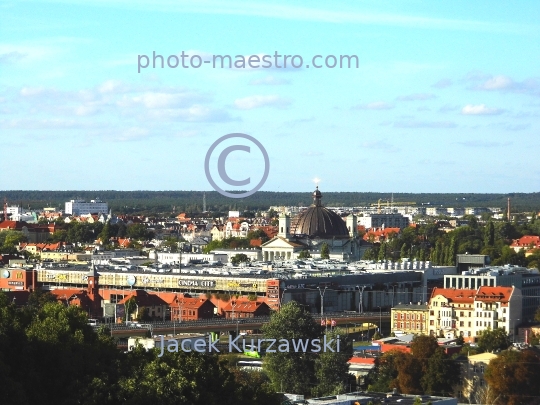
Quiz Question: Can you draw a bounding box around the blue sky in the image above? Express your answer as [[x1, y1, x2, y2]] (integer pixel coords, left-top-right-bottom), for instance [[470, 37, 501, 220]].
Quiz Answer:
[[1, 0, 539, 193]]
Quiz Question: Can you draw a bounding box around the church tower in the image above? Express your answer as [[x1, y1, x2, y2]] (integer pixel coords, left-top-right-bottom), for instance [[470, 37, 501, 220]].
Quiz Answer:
[[346, 214, 357, 237], [87, 264, 101, 317], [278, 212, 291, 239]]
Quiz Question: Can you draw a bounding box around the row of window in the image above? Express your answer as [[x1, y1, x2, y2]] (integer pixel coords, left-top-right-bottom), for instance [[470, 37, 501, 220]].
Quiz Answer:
[[394, 322, 423, 330], [394, 313, 424, 320]]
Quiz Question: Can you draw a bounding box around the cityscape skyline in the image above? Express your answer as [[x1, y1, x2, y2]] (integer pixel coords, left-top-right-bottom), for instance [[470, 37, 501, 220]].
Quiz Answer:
[[1, 1, 539, 193]]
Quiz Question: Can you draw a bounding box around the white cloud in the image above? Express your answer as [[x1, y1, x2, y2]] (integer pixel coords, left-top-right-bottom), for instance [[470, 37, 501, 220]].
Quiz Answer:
[[476, 75, 513, 90], [461, 104, 504, 115], [234, 95, 290, 110], [353, 101, 394, 110], [396, 93, 436, 101]]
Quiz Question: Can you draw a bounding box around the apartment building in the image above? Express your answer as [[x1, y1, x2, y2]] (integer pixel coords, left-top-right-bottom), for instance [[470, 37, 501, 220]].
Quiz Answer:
[[473, 286, 522, 339], [391, 303, 429, 336], [444, 265, 540, 322], [65, 199, 108, 215], [428, 286, 522, 342], [429, 288, 476, 341]]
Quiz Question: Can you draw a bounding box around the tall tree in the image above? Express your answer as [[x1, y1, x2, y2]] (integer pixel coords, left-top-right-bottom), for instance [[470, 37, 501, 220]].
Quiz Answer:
[[477, 328, 510, 353], [320, 242, 330, 259], [484, 220, 495, 247], [312, 328, 353, 397], [485, 350, 540, 405], [262, 301, 321, 395]]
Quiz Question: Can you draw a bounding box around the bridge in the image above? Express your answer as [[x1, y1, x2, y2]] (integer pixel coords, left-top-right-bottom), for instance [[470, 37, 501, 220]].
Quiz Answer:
[[97, 311, 391, 339]]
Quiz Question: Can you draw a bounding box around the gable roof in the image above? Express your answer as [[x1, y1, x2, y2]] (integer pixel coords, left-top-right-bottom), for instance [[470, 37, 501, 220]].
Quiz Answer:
[[475, 286, 514, 303], [222, 300, 270, 313], [430, 288, 476, 304]]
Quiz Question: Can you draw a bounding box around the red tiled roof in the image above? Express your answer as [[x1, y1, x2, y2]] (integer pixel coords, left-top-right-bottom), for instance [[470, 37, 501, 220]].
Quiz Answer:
[[222, 300, 268, 312], [475, 286, 513, 303], [510, 235, 540, 249], [430, 288, 476, 304]]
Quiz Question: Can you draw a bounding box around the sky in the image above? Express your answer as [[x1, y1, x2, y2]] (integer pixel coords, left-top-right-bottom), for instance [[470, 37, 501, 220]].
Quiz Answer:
[[1, 0, 539, 194]]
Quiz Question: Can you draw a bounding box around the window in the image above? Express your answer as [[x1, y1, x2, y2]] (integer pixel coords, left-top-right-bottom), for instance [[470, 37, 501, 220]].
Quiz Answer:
[[416, 323, 420, 330], [407, 314, 410, 320], [394, 313, 398, 319], [430, 320, 434, 325]]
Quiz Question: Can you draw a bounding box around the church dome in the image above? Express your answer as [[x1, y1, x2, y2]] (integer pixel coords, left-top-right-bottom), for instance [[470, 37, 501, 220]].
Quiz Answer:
[[291, 187, 349, 238]]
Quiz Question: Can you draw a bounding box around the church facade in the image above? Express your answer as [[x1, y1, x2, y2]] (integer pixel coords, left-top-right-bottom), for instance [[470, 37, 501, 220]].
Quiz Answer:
[[261, 187, 366, 262]]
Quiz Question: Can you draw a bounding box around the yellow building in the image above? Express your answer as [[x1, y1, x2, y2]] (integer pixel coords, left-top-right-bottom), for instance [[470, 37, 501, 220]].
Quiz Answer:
[[391, 303, 429, 336], [458, 352, 498, 403]]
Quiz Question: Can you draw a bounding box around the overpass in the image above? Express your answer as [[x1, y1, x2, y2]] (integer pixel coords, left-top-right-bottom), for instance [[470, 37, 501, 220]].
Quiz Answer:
[[99, 311, 391, 339]]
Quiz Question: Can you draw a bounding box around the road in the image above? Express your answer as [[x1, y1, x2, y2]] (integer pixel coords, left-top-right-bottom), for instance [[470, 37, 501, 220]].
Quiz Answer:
[[95, 311, 391, 338]]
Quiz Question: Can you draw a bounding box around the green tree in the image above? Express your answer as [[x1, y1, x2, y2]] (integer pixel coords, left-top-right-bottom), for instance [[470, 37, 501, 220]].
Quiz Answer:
[[0, 230, 27, 254], [127, 223, 153, 240], [262, 301, 321, 395], [298, 250, 311, 259], [231, 253, 249, 266], [477, 328, 510, 353], [312, 328, 353, 397], [484, 220, 495, 247], [400, 243, 407, 259], [421, 349, 460, 396], [320, 243, 330, 259], [99, 221, 112, 244]]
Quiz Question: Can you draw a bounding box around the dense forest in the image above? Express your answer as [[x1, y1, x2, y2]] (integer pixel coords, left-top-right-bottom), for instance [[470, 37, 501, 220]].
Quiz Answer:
[[2, 190, 540, 215]]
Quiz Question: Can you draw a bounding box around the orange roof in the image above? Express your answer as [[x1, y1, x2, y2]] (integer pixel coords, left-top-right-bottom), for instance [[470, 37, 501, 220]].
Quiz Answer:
[[250, 239, 262, 247], [430, 288, 476, 304], [222, 300, 268, 312], [348, 357, 376, 365], [475, 286, 513, 303], [510, 235, 540, 249]]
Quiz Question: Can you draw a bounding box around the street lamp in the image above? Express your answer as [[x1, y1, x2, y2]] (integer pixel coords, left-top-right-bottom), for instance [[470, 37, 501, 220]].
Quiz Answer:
[[279, 288, 288, 309], [318, 286, 328, 332], [377, 306, 382, 336], [356, 285, 365, 313]]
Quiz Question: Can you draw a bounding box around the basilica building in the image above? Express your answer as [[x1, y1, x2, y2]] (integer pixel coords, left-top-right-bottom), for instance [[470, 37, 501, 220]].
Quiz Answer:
[[261, 187, 365, 261]]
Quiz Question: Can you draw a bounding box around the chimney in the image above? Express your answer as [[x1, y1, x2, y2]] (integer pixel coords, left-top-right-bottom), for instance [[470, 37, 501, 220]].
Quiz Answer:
[[507, 197, 511, 221]]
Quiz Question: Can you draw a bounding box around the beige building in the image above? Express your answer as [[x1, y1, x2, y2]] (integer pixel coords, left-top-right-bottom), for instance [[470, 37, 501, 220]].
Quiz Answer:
[[428, 286, 522, 342], [429, 288, 476, 340], [391, 303, 429, 336], [458, 352, 498, 403]]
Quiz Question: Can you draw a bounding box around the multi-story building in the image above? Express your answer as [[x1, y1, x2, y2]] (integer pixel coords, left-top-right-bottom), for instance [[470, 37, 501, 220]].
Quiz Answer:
[[473, 286, 522, 340], [391, 303, 429, 336], [357, 213, 410, 229], [458, 352, 498, 403], [426, 207, 448, 216], [65, 199, 108, 215], [429, 288, 476, 340], [444, 265, 540, 322], [428, 286, 522, 341]]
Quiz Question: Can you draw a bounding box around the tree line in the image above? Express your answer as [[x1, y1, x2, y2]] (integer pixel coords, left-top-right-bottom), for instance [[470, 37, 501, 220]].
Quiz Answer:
[[363, 216, 540, 269], [3, 190, 540, 215]]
